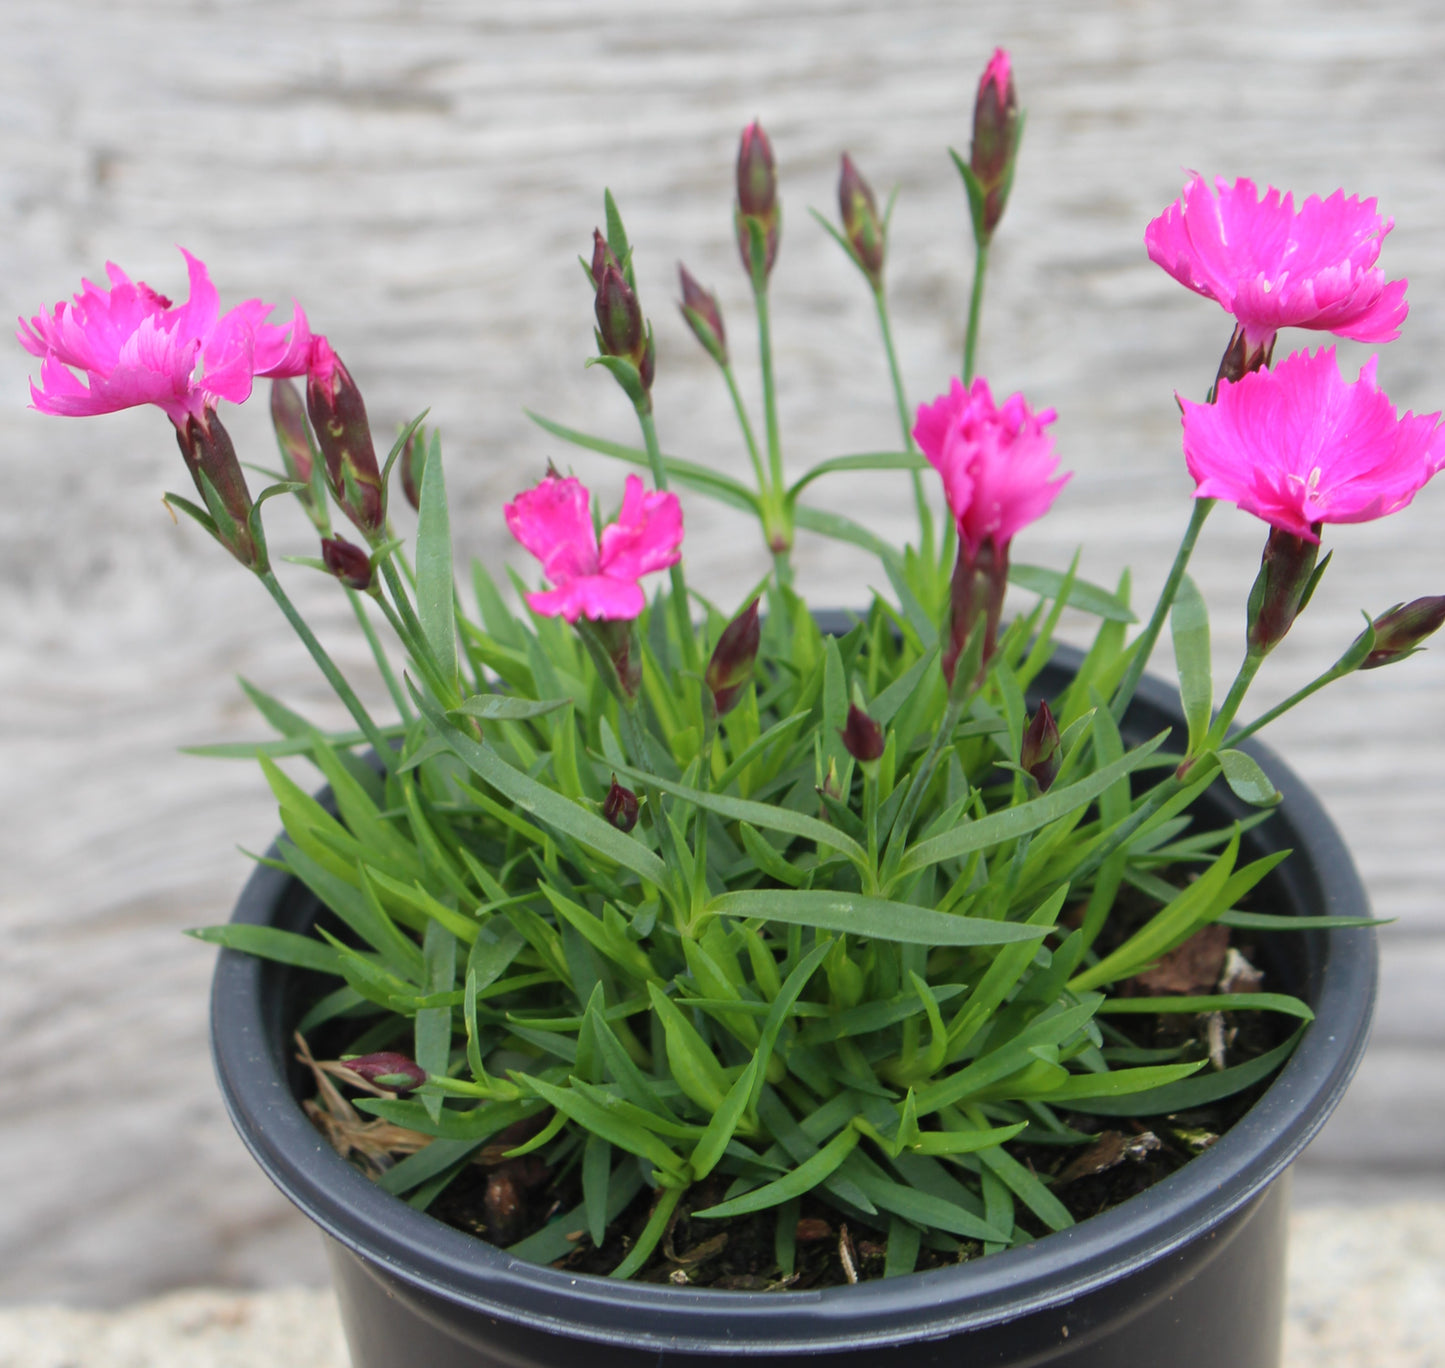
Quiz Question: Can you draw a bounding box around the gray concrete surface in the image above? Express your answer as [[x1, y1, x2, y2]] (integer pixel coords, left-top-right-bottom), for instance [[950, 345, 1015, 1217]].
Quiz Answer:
[[2, 0, 1444, 1313]]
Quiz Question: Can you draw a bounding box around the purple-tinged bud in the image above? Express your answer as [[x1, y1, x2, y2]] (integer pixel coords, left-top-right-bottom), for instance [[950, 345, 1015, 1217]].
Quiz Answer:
[[679, 264, 728, 366], [602, 775, 640, 833], [269, 378, 314, 487], [306, 338, 385, 537], [595, 264, 647, 368], [1247, 525, 1320, 657], [942, 540, 1008, 687], [737, 121, 777, 219], [589, 228, 616, 288], [399, 427, 424, 511], [1020, 701, 1061, 792], [838, 153, 885, 287], [969, 48, 1020, 240], [1213, 325, 1276, 395], [342, 1051, 426, 1093], [1362, 596, 1445, 669], [735, 120, 781, 280], [321, 535, 373, 592], [175, 407, 262, 571], [840, 703, 885, 766], [706, 598, 761, 716]]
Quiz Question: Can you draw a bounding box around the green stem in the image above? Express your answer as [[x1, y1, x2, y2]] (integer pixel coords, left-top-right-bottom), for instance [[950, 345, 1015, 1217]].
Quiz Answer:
[[1226, 659, 1356, 750], [636, 410, 700, 673], [346, 589, 412, 722], [372, 592, 452, 706], [963, 241, 990, 385], [377, 553, 459, 706], [873, 287, 932, 564], [260, 571, 394, 767], [1205, 650, 1265, 752], [721, 362, 768, 494], [609, 1182, 685, 1280], [1111, 498, 1216, 725], [754, 285, 785, 494]]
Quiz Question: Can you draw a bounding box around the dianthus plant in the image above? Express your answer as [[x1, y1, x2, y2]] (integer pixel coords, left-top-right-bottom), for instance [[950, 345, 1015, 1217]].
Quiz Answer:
[[20, 50, 1443, 1281]]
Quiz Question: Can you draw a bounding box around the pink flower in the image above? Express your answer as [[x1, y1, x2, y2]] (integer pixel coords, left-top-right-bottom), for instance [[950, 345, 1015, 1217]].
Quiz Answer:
[[18, 249, 311, 427], [1145, 175, 1408, 349], [912, 376, 1069, 560], [505, 473, 683, 622], [1180, 347, 1445, 541]]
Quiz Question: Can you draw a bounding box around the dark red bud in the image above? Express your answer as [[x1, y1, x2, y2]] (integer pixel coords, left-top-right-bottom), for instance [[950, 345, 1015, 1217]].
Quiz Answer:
[[942, 539, 1008, 687], [602, 776, 640, 833], [679, 264, 728, 365], [1362, 596, 1445, 669], [269, 378, 314, 487], [970, 47, 1020, 238], [838, 153, 885, 285], [175, 408, 262, 570], [343, 1052, 426, 1093], [736, 120, 777, 219], [1020, 701, 1061, 792], [735, 121, 781, 280], [595, 265, 645, 364], [399, 427, 424, 511], [321, 535, 373, 591], [1213, 326, 1276, 394], [589, 228, 616, 288], [1247, 525, 1321, 657], [840, 704, 885, 764], [706, 598, 761, 716], [305, 338, 385, 536]]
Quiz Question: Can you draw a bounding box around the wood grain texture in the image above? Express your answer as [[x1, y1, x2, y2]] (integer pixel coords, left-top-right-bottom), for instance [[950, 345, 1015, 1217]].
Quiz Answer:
[[3, 0, 1444, 1304]]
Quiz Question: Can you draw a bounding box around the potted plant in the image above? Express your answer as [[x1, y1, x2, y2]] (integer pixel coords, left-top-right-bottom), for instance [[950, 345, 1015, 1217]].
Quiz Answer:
[[17, 46, 1434, 1368]]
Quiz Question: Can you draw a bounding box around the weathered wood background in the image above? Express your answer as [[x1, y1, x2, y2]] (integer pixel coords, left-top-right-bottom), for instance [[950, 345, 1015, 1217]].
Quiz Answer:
[[3, 0, 1444, 1306]]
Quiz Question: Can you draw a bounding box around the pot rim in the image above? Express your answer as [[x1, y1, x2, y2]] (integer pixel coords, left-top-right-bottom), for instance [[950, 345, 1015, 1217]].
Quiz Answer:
[[210, 647, 1377, 1354]]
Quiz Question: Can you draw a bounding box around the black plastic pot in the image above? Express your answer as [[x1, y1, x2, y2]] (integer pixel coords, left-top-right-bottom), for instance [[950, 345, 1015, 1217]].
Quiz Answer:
[[211, 647, 1377, 1366]]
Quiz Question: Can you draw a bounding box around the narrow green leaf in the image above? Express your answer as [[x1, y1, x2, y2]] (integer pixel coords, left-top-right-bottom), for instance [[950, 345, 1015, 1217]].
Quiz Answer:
[[709, 889, 1051, 946], [1171, 575, 1211, 754], [186, 924, 342, 975], [1008, 563, 1136, 622], [452, 695, 572, 722], [1099, 992, 1314, 1021], [416, 437, 459, 691], [409, 685, 667, 889], [785, 452, 925, 503], [1073, 1027, 1306, 1115], [693, 1125, 861, 1219], [897, 732, 1168, 878], [1218, 911, 1388, 930]]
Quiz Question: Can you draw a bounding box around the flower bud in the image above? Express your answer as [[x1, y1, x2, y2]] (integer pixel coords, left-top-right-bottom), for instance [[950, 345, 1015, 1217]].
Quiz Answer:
[[1246, 525, 1320, 656], [969, 48, 1020, 240], [306, 338, 385, 537], [736, 121, 777, 219], [602, 775, 640, 833], [321, 535, 373, 591], [589, 228, 615, 288], [269, 377, 314, 487], [1020, 701, 1061, 792], [840, 703, 885, 765], [735, 120, 781, 281], [838, 153, 885, 287], [399, 426, 424, 511], [679, 264, 728, 366], [175, 407, 263, 571], [942, 540, 1008, 687], [1361, 596, 1445, 669], [342, 1051, 426, 1093], [595, 263, 644, 361], [706, 598, 761, 716]]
